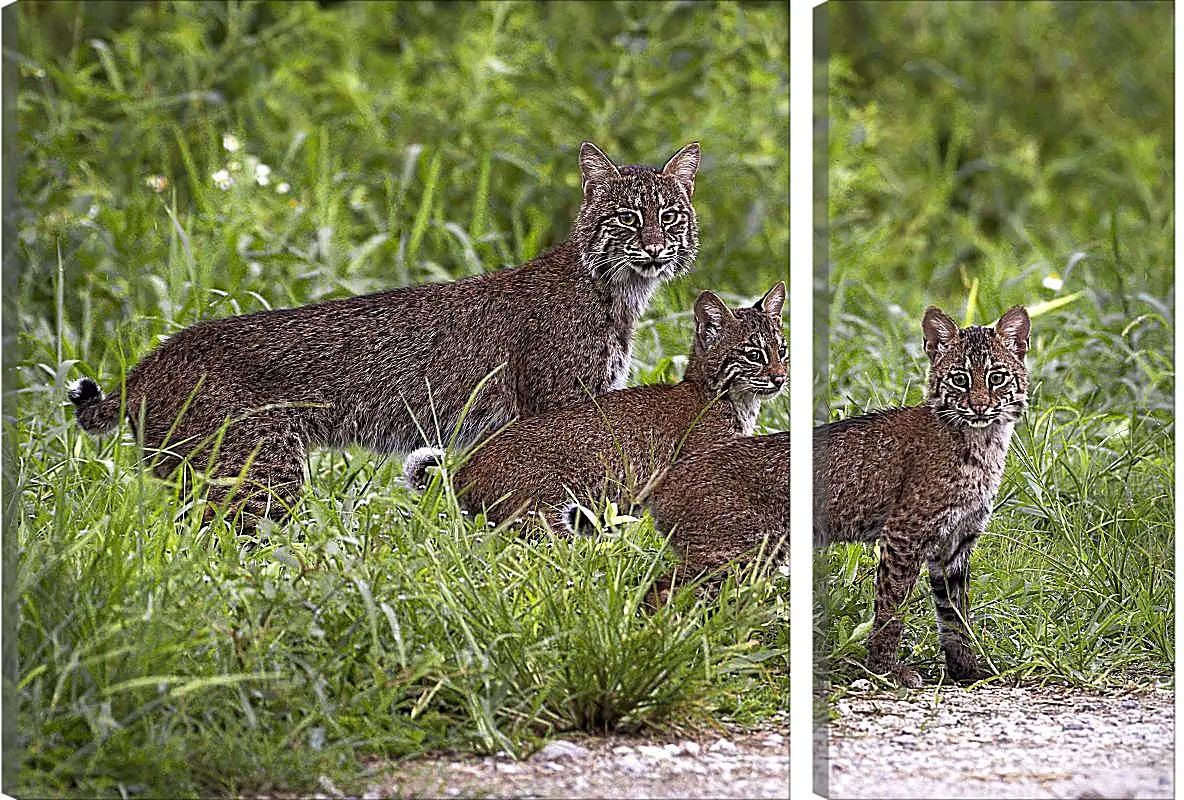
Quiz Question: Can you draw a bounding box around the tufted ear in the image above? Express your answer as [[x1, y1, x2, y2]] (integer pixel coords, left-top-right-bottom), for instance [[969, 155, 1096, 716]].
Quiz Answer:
[[693, 290, 736, 349], [994, 305, 1030, 359], [661, 142, 701, 197], [755, 281, 785, 318], [922, 306, 959, 362], [580, 141, 621, 196]]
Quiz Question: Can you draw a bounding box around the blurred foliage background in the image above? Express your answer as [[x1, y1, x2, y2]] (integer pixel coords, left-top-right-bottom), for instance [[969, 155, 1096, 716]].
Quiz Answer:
[[824, 0, 1171, 324], [15, 0, 788, 383]]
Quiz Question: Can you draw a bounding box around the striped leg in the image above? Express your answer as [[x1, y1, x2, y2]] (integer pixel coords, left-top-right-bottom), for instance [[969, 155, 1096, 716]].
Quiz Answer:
[[928, 529, 986, 683], [868, 524, 926, 688]]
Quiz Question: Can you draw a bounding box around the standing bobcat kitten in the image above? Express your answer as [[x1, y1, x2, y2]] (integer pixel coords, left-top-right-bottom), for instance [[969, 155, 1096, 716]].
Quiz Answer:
[[642, 431, 788, 596], [69, 141, 700, 525], [405, 283, 786, 529], [815, 305, 1030, 687]]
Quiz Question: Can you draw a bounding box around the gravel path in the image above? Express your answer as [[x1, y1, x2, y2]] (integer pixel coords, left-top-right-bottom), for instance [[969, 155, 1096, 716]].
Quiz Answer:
[[340, 687, 1170, 799], [826, 684, 1174, 799], [368, 713, 789, 799]]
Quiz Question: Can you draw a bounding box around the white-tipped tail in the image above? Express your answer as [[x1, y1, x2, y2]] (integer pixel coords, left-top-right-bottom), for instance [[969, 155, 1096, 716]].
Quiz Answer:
[[403, 447, 446, 491], [68, 377, 121, 435], [562, 501, 597, 535]]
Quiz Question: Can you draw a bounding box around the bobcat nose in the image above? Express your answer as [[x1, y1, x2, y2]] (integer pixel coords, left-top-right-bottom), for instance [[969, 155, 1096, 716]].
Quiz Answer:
[[770, 372, 786, 389], [642, 242, 665, 259]]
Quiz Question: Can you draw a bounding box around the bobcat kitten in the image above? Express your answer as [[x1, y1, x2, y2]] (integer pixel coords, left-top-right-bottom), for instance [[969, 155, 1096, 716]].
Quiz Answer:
[[815, 305, 1030, 687], [405, 283, 787, 529], [642, 431, 788, 596], [69, 141, 701, 525]]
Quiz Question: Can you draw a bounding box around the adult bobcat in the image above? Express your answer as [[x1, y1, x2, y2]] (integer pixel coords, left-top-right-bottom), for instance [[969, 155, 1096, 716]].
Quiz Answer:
[[405, 283, 786, 529], [815, 305, 1030, 687], [69, 141, 701, 525]]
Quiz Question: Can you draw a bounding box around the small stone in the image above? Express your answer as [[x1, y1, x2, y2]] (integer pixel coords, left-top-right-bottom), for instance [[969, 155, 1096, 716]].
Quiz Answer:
[[638, 744, 671, 760], [709, 738, 738, 754], [612, 745, 635, 755], [851, 679, 873, 691], [1062, 719, 1086, 731], [681, 740, 701, 756], [535, 740, 590, 761], [619, 754, 647, 774], [1120, 699, 1140, 710]]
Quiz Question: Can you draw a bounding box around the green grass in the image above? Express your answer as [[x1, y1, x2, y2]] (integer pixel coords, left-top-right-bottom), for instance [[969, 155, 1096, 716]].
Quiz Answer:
[[820, 1, 1173, 689], [11, 1, 788, 796]]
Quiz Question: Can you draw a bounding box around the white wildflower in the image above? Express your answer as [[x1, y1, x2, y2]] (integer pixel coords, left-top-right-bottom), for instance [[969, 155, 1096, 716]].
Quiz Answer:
[[211, 169, 234, 190], [276, 181, 291, 195], [221, 133, 241, 153], [254, 163, 271, 186], [1042, 273, 1064, 292], [145, 175, 169, 193]]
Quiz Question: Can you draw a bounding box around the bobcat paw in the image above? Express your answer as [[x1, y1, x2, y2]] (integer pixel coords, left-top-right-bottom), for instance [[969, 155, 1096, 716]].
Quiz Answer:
[[945, 651, 991, 685], [892, 666, 923, 689], [948, 664, 993, 686], [868, 659, 924, 689]]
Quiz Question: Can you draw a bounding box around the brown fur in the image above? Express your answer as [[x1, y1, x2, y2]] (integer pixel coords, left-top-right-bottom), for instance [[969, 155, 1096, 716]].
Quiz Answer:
[[643, 431, 788, 596], [69, 142, 701, 526], [411, 283, 786, 529], [815, 305, 1030, 687]]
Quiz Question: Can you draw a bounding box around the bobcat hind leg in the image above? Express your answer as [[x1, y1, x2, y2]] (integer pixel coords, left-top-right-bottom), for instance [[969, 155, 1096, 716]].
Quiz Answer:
[[199, 417, 308, 533]]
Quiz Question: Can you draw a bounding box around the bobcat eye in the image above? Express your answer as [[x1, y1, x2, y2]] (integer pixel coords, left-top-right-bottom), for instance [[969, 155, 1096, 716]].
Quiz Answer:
[[948, 372, 970, 390], [988, 371, 1009, 388], [616, 210, 639, 227], [777, 342, 788, 359], [659, 209, 679, 225], [744, 348, 766, 364]]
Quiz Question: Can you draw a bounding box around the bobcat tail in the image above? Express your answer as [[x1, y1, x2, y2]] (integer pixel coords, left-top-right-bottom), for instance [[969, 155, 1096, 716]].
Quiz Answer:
[[67, 378, 122, 435], [559, 501, 594, 536], [404, 446, 446, 491]]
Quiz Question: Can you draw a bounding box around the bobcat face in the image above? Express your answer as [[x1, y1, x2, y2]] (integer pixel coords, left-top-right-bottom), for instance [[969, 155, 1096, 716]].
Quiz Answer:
[[691, 282, 787, 399], [923, 305, 1030, 428], [572, 142, 700, 286]]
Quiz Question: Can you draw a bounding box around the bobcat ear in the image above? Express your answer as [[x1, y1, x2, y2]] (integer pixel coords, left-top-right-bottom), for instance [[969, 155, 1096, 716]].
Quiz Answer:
[[693, 290, 735, 348], [922, 306, 959, 362], [755, 281, 786, 318], [580, 141, 621, 195], [994, 305, 1030, 359], [661, 142, 701, 197]]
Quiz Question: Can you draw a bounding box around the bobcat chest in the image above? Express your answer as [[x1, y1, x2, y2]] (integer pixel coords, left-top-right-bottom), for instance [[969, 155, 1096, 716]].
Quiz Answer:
[[954, 424, 1012, 501]]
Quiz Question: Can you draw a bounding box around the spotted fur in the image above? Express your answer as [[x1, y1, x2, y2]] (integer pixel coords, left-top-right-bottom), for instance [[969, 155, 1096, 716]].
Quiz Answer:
[[68, 142, 701, 529], [815, 305, 1030, 687], [428, 283, 786, 530], [641, 431, 789, 599]]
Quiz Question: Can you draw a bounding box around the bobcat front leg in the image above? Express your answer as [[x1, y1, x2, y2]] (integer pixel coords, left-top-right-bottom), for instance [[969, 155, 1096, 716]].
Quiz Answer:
[[868, 519, 929, 688], [928, 510, 991, 683]]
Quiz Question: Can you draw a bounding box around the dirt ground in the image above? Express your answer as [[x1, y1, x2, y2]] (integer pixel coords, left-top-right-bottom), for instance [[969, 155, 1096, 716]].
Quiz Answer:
[[825, 684, 1174, 799], [340, 685, 1170, 799], [367, 712, 790, 799]]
